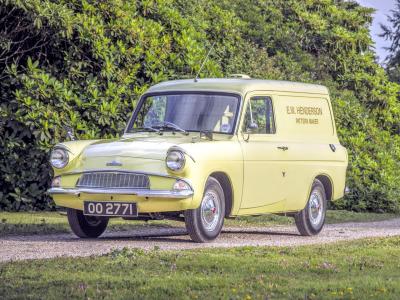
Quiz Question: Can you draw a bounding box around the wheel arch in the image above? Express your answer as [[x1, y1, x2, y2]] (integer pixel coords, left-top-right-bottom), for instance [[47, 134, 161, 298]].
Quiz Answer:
[[209, 171, 234, 217], [294, 173, 334, 214], [314, 174, 333, 201]]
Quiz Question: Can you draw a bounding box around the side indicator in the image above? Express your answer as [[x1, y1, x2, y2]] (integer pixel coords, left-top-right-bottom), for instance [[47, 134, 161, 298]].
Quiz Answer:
[[329, 144, 336, 152]]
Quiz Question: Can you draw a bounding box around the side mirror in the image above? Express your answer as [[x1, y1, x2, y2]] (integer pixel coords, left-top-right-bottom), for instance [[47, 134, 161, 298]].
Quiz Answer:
[[246, 122, 258, 133], [64, 126, 76, 141]]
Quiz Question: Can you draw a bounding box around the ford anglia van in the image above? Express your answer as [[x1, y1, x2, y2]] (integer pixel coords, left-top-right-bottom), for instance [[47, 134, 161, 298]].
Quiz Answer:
[[48, 78, 348, 242]]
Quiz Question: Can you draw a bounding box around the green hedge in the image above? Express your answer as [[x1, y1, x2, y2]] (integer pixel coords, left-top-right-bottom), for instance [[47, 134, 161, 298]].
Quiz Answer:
[[1, 0, 400, 212]]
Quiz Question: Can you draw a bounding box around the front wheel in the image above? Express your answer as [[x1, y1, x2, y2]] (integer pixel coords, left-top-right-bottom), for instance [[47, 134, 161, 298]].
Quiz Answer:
[[294, 179, 327, 236], [184, 177, 225, 243], [67, 208, 109, 238]]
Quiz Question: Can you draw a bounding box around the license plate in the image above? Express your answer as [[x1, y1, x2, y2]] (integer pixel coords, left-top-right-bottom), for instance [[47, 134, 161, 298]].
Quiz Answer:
[[83, 201, 138, 217]]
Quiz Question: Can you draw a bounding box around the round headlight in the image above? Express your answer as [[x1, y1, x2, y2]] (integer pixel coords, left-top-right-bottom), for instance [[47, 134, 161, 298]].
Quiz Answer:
[[50, 148, 69, 169], [166, 150, 185, 171]]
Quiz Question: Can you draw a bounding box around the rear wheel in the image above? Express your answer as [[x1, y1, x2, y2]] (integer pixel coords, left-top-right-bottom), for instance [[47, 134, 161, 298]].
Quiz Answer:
[[184, 177, 225, 243], [67, 208, 109, 238], [294, 179, 327, 236]]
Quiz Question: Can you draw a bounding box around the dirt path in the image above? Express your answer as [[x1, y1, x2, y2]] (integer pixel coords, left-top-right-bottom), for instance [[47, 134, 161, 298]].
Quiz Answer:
[[1, 218, 400, 262]]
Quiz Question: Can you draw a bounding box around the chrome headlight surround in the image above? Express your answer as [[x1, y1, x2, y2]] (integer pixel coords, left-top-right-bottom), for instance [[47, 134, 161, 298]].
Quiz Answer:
[[50, 148, 69, 169], [166, 150, 186, 171]]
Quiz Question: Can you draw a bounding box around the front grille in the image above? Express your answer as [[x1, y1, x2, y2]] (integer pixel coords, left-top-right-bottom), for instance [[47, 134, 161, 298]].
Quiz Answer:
[[77, 172, 150, 189]]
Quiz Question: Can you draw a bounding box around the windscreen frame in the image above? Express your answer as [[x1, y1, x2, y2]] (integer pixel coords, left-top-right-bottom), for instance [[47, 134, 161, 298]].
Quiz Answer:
[[125, 91, 243, 135]]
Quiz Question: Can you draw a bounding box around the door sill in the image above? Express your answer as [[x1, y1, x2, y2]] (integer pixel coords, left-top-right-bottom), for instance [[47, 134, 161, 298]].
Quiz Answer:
[[237, 199, 286, 215]]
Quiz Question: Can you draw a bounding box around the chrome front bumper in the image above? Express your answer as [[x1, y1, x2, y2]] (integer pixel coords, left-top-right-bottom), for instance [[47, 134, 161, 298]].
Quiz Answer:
[[47, 188, 193, 199]]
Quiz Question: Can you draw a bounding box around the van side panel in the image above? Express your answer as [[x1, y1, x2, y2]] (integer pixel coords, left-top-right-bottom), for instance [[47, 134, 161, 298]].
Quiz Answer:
[[273, 94, 347, 211], [274, 95, 336, 142]]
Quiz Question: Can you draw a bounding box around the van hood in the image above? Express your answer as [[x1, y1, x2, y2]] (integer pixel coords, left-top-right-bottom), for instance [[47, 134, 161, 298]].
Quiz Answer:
[[81, 135, 195, 161]]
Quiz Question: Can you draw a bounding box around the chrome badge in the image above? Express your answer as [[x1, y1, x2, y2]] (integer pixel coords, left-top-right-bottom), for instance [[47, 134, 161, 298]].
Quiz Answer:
[[106, 160, 123, 167]]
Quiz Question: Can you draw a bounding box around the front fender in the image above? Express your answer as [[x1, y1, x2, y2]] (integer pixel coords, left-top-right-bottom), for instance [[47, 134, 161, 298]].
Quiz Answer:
[[172, 140, 243, 214], [52, 140, 100, 176]]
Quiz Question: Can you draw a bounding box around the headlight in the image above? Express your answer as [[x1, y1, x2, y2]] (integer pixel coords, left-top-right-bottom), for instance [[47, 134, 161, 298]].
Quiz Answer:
[[166, 150, 185, 171], [50, 148, 69, 169]]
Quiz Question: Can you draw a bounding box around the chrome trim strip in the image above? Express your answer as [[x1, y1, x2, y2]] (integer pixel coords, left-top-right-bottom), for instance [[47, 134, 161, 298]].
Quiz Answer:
[[47, 188, 193, 199], [60, 169, 179, 179], [58, 169, 194, 191]]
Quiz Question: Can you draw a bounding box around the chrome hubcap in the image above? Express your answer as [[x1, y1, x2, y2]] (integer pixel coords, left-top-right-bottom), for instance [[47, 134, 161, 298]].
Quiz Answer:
[[309, 190, 324, 227], [200, 190, 220, 231], [85, 216, 102, 226]]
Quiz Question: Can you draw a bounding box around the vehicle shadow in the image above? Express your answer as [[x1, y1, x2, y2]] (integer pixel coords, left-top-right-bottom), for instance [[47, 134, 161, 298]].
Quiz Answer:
[[222, 229, 300, 237], [0, 226, 301, 243]]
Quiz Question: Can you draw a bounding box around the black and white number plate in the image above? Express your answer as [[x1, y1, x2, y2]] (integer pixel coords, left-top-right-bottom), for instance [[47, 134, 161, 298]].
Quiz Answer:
[[83, 201, 138, 217]]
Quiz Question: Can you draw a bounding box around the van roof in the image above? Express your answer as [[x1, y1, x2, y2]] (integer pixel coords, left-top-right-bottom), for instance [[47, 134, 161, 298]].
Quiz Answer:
[[146, 78, 329, 95]]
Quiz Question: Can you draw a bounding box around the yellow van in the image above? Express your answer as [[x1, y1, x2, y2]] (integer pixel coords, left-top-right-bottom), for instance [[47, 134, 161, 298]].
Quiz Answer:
[[48, 78, 348, 242]]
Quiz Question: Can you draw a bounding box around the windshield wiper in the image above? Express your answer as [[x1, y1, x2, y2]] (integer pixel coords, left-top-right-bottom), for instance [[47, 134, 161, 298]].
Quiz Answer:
[[133, 126, 162, 134], [154, 121, 189, 135], [199, 130, 213, 140]]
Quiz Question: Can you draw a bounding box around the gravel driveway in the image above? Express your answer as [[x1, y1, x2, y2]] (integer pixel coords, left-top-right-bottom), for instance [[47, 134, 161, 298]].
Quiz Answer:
[[1, 218, 400, 262]]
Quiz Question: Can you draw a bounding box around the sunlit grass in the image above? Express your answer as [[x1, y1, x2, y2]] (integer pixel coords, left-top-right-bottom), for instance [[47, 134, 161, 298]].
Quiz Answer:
[[1, 237, 399, 299]]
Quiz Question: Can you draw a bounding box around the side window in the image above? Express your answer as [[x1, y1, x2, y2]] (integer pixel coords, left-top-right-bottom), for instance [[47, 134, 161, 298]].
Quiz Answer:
[[243, 96, 275, 134]]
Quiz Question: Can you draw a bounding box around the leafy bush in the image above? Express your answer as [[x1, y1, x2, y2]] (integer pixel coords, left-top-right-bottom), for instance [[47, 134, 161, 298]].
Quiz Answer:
[[1, 0, 400, 212]]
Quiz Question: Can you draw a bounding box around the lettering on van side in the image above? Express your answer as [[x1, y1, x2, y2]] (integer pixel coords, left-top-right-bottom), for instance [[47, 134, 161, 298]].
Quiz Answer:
[[286, 106, 322, 115], [286, 106, 322, 125], [295, 117, 319, 124]]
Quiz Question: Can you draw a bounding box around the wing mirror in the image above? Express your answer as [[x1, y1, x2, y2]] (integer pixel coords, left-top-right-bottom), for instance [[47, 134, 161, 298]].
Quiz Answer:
[[64, 126, 76, 141], [246, 122, 258, 133]]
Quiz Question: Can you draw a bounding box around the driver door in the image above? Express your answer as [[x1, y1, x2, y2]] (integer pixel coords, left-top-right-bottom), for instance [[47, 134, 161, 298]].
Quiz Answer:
[[239, 95, 287, 211]]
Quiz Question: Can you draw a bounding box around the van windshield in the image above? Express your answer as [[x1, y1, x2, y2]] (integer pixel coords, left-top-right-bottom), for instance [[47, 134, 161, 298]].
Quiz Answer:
[[128, 93, 240, 134]]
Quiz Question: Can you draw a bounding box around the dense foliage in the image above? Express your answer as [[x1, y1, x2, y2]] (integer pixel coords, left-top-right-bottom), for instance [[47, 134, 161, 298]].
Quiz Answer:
[[381, 0, 400, 83], [1, 0, 400, 212]]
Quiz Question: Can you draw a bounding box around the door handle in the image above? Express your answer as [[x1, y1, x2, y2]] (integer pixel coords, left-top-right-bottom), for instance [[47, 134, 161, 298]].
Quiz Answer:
[[277, 146, 289, 151]]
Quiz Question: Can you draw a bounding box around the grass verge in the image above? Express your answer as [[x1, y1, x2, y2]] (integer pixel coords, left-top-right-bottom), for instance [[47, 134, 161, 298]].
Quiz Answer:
[[0, 237, 399, 299], [0, 210, 397, 236]]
